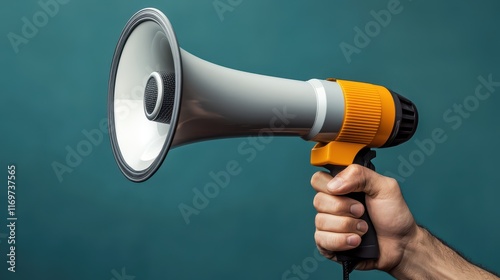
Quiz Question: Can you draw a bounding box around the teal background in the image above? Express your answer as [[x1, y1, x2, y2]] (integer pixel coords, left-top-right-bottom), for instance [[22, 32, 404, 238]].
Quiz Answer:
[[1, 0, 500, 279]]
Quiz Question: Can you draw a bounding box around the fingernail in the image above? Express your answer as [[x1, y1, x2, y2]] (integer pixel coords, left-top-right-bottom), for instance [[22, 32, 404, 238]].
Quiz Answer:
[[347, 235, 360, 246], [327, 178, 344, 192], [350, 204, 364, 217], [356, 221, 368, 233]]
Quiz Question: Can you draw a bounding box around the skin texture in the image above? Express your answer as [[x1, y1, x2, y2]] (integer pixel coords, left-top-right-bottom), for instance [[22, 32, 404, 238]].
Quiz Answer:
[[311, 165, 499, 279]]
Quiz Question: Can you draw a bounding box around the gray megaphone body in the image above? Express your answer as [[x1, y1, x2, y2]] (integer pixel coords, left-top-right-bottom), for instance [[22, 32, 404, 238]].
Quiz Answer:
[[108, 7, 418, 276]]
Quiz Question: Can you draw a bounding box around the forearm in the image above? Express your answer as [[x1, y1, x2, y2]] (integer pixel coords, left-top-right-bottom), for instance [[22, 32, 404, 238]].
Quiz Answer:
[[390, 227, 499, 280]]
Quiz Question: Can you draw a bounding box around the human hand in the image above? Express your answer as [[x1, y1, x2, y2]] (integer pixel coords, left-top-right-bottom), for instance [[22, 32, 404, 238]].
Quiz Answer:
[[311, 164, 500, 279], [310, 164, 418, 272]]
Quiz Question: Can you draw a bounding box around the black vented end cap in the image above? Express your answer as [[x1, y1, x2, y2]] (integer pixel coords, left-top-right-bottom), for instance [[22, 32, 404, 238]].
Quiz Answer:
[[383, 91, 419, 147], [143, 71, 176, 124]]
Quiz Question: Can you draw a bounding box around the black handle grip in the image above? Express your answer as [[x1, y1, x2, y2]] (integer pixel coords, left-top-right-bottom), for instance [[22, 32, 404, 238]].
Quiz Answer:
[[326, 159, 380, 261]]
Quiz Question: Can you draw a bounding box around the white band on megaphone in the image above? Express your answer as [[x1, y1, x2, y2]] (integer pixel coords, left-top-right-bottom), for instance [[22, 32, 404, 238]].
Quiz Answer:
[[305, 79, 327, 140]]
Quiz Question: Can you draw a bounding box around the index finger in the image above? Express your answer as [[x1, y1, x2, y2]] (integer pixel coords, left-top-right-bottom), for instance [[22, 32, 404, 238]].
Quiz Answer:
[[310, 171, 334, 194], [323, 164, 400, 200]]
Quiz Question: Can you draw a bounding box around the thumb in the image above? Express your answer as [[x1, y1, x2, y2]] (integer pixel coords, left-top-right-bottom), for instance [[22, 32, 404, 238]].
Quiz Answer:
[[326, 164, 397, 199]]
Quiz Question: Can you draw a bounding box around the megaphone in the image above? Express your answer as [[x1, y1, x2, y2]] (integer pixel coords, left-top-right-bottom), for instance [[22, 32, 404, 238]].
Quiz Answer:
[[108, 7, 418, 278]]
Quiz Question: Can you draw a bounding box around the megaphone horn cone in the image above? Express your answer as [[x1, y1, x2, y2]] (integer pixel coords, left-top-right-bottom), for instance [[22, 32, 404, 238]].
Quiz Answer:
[[108, 8, 182, 182]]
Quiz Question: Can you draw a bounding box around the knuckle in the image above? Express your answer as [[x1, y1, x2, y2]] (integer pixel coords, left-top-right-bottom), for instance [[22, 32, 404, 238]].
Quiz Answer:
[[314, 193, 352, 216], [312, 194, 320, 209], [313, 193, 325, 210], [387, 176, 397, 185], [382, 177, 402, 195], [385, 177, 398, 188], [314, 231, 332, 249], [310, 172, 321, 186], [314, 230, 323, 244], [315, 213, 326, 229], [348, 164, 364, 176]]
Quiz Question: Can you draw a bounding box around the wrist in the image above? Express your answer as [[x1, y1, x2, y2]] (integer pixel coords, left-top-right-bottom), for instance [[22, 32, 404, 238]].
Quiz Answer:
[[390, 226, 461, 279], [389, 226, 499, 280], [389, 225, 430, 279]]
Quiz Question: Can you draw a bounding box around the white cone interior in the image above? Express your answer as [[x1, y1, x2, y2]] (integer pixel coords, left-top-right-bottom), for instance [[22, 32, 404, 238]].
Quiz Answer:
[[113, 21, 174, 171]]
